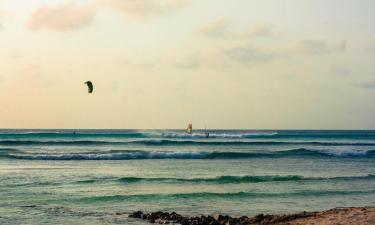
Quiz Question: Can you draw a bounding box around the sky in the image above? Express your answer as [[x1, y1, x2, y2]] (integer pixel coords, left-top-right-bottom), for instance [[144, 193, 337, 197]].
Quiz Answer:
[[0, 0, 375, 129]]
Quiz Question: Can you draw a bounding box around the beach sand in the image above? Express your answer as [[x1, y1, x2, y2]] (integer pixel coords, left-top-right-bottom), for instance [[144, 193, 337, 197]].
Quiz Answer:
[[290, 206, 375, 225], [130, 206, 375, 225]]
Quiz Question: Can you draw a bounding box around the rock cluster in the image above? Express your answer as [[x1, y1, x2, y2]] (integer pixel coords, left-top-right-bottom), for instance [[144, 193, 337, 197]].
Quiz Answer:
[[128, 211, 317, 225]]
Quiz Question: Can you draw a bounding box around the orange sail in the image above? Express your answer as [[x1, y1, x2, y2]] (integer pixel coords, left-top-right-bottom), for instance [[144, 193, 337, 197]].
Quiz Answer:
[[186, 123, 193, 134]]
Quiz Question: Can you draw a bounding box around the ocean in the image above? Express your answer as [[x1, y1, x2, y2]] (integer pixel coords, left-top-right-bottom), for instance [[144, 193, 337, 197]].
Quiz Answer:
[[0, 129, 374, 224]]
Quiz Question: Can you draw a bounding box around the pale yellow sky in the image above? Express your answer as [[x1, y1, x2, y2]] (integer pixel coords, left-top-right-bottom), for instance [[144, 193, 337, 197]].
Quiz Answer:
[[0, 0, 375, 129]]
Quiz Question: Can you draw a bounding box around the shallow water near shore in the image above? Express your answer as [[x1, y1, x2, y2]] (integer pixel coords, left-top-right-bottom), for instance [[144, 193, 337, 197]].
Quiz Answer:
[[0, 129, 375, 224]]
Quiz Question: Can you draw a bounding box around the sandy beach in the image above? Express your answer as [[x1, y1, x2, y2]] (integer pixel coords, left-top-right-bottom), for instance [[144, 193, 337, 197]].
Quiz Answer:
[[130, 206, 375, 225], [290, 207, 375, 225]]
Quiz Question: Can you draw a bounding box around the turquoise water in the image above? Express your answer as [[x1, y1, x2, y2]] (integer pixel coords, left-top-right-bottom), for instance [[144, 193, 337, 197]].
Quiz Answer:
[[0, 130, 375, 224]]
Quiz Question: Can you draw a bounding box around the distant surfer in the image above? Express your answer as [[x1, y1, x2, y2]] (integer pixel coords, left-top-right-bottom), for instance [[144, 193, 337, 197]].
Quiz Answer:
[[204, 126, 209, 138]]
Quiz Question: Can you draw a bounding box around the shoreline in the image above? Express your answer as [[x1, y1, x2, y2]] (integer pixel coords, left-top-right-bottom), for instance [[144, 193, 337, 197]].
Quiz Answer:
[[129, 206, 375, 225]]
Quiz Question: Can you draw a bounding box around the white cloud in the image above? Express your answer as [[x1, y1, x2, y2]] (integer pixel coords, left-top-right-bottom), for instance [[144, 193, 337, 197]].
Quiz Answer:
[[331, 66, 351, 76], [196, 18, 232, 39], [27, 0, 191, 31], [244, 23, 276, 37], [196, 20, 276, 40], [354, 79, 375, 89], [225, 46, 275, 64], [367, 39, 375, 53], [27, 3, 95, 31], [119, 57, 161, 69], [296, 40, 346, 55], [0, 9, 5, 29], [100, 0, 190, 19], [173, 52, 200, 69]]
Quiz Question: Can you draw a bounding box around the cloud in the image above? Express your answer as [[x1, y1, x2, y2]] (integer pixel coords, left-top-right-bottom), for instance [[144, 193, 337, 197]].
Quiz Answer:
[[336, 40, 347, 52], [367, 40, 375, 53], [27, 0, 191, 31], [354, 80, 375, 89], [119, 57, 161, 69], [173, 52, 200, 69], [368, 46, 375, 53], [6, 63, 50, 87], [0, 10, 5, 29], [101, 0, 190, 19], [196, 20, 276, 40], [137, 58, 161, 69], [331, 66, 351, 76], [27, 3, 96, 31], [194, 21, 347, 67], [196, 18, 232, 39], [225, 46, 275, 64], [296, 40, 346, 55], [9, 53, 23, 59], [244, 23, 276, 37]]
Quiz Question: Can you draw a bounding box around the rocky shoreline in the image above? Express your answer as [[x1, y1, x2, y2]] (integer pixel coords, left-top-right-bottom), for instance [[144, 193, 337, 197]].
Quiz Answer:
[[129, 206, 375, 225]]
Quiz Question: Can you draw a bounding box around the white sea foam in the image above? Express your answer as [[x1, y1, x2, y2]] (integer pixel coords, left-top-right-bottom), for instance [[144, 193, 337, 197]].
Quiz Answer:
[[8, 148, 374, 160], [304, 148, 371, 157], [10, 151, 210, 160], [160, 132, 278, 139]]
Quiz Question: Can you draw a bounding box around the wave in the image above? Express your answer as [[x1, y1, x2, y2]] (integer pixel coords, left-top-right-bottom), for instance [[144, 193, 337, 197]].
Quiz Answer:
[[116, 174, 375, 184], [0, 181, 60, 188], [5, 174, 372, 188], [2, 130, 375, 142], [0, 132, 146, 139], [137, 140, 375, 146], [117, 175, 306, 184], [5, 148, 375, 160], [8, 151, 210, 160], [0, 131, 278, 139], [156, 131, 375, 139], [77, 189, 375, 203], [160, 132, 278, 139], [0, 140, 117, 146], [2, 139, 375, 147], [0, 148, 22, 157]]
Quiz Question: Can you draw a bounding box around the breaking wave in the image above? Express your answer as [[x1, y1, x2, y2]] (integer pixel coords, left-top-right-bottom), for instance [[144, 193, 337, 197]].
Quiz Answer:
[[77, 189, 375, 203], [160, 132, 278, 138], [5, 148, 375, 160], [115, 174, 375, 184], [2, 139, 375, 147]]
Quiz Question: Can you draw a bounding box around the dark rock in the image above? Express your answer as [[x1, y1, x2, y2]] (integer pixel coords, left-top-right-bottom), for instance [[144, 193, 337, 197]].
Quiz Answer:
[[129, 210, 319, 225], [20, 205, 37, 208], [253, 213, 264, 223], [129, 211, 143, 218]]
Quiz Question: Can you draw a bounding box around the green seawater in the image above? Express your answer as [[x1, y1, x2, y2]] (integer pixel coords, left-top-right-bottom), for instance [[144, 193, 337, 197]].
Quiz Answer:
[[0, 130, 375, 224]]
